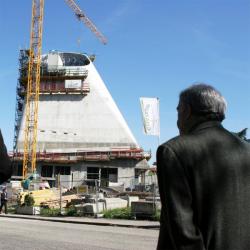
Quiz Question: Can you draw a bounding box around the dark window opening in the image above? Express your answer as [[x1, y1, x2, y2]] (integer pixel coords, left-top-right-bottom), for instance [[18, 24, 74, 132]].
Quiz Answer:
[[87, 167, 99, 180], [101, 168, 118, 183], [59, 53, 90, 66], [12, 163, 23, 176], [55, 166, 71, 175], [41, 165, 53, 177], [48, 180, 56, 188]]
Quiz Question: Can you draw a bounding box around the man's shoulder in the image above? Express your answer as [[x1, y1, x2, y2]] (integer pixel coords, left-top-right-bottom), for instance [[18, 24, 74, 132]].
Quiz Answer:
[[160, 125, 250, 155], [157, 136, 189, 159], [160, 134, 194, 150], [158, 126, 225, 154], [161, 136, 180, 147]]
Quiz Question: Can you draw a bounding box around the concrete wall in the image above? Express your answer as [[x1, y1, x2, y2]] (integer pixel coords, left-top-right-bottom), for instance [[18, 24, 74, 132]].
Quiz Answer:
[[34, 158, 148, 189], [17, 53, 139, 153], [118, 167, 134, 188], [71, 163, 87, 187]]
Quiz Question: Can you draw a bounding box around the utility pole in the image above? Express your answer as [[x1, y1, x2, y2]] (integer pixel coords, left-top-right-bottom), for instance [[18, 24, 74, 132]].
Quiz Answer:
[[95, 179, 99, 216], [58, 174, 62, 215]]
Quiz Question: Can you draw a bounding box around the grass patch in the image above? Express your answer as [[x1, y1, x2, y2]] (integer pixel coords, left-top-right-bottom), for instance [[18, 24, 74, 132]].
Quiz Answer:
[[103, 207, 133, 220], [40, 206, 161, 220], [103, 207, 161, 221], [6, 204, 18, 214], [40, 208, 61, 217], [65, 206, 78, 216], [40, 207, 78, 217]]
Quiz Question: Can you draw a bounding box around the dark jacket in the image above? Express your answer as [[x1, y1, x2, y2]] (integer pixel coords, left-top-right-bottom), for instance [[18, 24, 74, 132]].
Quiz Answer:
[[0, 130, 12, 184], [157, 121, 250, 250], [1, 190, 7, 201]]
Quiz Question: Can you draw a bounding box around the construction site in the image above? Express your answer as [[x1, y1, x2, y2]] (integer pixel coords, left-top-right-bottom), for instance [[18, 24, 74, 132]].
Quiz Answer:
[[4, 0, 158, 217], [12, 50, 151, 189]]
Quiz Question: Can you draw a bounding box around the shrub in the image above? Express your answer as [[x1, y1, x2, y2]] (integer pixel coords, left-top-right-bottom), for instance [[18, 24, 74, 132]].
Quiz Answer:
[[65, 206, 77, 216], [103, 207, 133, 220], [103, 207, 161, 221], [24, 194, 35, 207], [40, 207, 78, 217], [40, 208, 61, 217]]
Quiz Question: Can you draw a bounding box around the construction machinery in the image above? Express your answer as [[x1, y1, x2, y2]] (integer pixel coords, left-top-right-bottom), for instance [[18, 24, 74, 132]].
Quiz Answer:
[[22, 0, 107, 180]]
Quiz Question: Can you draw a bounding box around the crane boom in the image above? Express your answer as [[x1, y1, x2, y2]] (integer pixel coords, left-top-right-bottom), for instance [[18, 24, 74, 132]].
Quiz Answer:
[[22, 0, 44, 179], [64, 0, 107, 45]]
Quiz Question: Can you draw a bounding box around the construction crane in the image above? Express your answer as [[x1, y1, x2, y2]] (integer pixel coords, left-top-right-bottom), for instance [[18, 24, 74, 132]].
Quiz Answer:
[[64, 0, 107, 45], [22, 0, 107, 179], [22, 0, 44, 179]]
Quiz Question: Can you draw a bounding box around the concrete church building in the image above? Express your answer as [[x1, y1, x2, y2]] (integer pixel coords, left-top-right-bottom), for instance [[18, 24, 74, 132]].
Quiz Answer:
[[12, 50, 150, 189]]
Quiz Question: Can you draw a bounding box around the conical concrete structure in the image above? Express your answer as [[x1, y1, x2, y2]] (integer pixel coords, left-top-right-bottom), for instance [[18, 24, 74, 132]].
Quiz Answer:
[[13, 51, 150, 189]]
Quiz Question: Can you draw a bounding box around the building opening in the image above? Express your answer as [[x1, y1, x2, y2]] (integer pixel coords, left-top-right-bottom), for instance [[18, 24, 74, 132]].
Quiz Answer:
[[87, 167, 99, 180], [86, 167, 118, 187], [41, 165, 53, 177], [55, 165, 71, 175], [101, 168, 118, 186], [12, 163, 23, 177]]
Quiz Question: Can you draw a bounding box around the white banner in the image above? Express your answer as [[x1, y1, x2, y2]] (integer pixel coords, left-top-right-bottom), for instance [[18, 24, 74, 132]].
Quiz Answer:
[[140, 97, 160, 136]]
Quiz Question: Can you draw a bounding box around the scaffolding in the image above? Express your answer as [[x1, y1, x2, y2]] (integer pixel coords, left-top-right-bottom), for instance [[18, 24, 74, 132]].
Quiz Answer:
[[13, 50, 29, 152], [13, 148, 151, 164]]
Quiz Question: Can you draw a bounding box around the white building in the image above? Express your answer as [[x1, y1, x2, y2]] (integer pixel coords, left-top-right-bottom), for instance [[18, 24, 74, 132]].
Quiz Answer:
[[12, 51, 150, 189]]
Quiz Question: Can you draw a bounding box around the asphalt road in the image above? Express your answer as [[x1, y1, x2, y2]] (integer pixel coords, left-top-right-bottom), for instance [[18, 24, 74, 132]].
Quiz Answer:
[[0, 217, 158, 250]]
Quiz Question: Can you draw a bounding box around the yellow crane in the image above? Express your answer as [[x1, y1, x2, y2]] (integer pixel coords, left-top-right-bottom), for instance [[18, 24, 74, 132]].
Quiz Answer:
[[22, 0, 44, 179], [22, 0, 107, 179]]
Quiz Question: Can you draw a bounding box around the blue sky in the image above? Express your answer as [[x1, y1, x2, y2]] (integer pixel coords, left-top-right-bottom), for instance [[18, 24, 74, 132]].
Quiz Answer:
[[0, 0, 250, 164]]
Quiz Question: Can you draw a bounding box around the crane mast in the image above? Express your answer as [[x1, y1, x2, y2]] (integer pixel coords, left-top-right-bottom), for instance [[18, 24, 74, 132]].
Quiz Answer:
[[22, 0, 44, 179], [22, 0, 106, 180], [64, 0, 107, 45]]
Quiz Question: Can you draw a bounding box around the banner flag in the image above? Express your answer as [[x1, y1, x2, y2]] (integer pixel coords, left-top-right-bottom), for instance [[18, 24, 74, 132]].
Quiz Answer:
[[140, 97, 160, 136]]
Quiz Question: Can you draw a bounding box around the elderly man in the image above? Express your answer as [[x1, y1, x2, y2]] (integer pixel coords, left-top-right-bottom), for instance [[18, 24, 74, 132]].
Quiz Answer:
[[157, 84, 250, 250], [0, 130, 12, 184]]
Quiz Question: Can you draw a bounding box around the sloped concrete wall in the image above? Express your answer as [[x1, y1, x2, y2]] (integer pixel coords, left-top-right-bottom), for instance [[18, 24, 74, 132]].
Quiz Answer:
[[17, 53, 139, 153]]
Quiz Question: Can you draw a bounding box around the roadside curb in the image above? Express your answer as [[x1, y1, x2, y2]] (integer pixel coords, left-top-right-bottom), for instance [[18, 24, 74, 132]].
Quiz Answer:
[[0, 214, 160, 229]]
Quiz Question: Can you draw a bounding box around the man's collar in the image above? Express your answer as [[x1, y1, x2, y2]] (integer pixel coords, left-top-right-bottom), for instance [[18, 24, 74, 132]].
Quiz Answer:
[[189, 120, 222, 133]]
